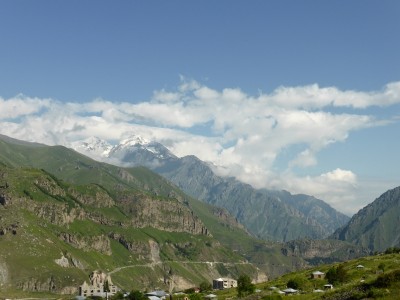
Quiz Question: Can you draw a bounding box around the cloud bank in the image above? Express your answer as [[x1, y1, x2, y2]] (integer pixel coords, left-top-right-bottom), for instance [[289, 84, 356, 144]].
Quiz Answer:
[[1, 79, 400, 215]]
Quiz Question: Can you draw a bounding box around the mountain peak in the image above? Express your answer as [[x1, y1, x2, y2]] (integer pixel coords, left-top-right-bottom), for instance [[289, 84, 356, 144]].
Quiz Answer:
[[120, 134, 150, 147], [71, 136, 112, 158]]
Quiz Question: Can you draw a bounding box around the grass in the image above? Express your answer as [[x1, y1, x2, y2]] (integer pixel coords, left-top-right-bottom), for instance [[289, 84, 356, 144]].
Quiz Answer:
[[222, 253, 400, 300]]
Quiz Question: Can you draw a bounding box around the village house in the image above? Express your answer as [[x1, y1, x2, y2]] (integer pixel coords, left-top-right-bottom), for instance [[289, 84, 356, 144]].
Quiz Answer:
[[79, 270, 119, 298], [311, 271, 325, 279], [212, 277, 237, 290], [356, 264, 365, 269]]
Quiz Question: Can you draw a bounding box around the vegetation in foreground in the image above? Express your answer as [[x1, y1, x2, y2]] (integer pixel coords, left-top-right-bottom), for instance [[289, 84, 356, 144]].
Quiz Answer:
[[211, 252, 400, 300]]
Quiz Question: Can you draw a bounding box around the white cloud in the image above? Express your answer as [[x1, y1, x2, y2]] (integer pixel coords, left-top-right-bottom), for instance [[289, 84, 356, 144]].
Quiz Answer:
[[1, 79, 400, 215], [0, 95, 51, 119], [269, 81, 400, 109]]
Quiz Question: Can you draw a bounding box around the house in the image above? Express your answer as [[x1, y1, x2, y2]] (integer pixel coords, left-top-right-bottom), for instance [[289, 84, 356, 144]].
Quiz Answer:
[[324, 284, 334, 290], [311, 271, 325, 279], [212, 278, 237, 290], [79, 270, 119, 298], [356, 264, 365, 269]]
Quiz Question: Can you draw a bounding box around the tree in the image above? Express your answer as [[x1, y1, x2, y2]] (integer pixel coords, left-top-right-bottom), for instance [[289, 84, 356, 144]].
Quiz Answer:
[[326, 265, 348, 284], [286, 277, 302, 290], [128, 290, 146, 300], [237, 274, 255, 297], [111, 291, 125, 300], [188, 293, 202, 300], [199, 281, 212, 292], [326, 267, 337, 284], [336, 265, 348, 283]]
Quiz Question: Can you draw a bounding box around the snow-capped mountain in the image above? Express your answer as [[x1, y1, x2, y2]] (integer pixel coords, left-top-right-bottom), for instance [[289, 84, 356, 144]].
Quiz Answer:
[[71, 134, 177, 168], [70, 136, 113, 159]]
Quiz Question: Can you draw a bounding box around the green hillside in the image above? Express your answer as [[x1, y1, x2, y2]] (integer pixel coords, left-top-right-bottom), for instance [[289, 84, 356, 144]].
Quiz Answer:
[[214, 252, 400, 300], [0, 135, 370, 298], [0, 164, 260, 297]]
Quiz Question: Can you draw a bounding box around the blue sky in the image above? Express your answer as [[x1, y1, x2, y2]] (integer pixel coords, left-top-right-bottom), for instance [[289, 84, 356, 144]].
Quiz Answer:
[[0, 1, 399, 215]]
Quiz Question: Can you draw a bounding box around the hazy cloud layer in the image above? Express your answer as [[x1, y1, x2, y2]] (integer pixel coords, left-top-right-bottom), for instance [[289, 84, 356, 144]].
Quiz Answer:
[[1, 79, 400, 215]]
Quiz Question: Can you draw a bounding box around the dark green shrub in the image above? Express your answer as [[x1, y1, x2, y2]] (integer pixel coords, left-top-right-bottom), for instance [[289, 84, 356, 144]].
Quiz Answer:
[[199, 281, 212, 292], [237, 274, 255, 297], [326, 264, 348, 284]]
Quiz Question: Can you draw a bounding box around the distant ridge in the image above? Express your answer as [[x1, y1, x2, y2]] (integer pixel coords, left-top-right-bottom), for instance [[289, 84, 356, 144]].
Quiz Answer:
[[0, 133, 45, 147], [332, 186, 400, 252], [72, 135, 350, 242]]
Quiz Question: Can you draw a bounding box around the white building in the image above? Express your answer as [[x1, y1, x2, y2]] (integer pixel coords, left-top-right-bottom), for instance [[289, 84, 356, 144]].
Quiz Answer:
[[212, 278, 237, 290]]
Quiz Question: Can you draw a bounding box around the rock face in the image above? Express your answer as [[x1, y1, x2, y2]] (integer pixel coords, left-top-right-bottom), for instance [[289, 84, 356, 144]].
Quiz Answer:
[[332, 186, 400, 252], [54, 254, 85, 269], [18, 276, 57, 292], [68, 186, 115, 208], [119, 193, 209, 235], [280, 239, 370, 264], [59, 233, 112, 255]]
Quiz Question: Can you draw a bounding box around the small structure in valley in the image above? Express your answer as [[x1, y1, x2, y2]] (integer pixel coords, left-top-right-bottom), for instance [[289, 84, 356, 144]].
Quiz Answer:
[[212, 277, 237, 290], [311, 271, 325, 279], [356, 264, 365, 269], [79, 270, 119, 298]]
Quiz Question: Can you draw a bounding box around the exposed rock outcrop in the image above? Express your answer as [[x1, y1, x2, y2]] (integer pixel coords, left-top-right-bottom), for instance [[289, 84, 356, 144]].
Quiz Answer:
[[18, 276, 57, 292], [119, 194, 209, 235], [281, 239, 370, 264], [54, 253, 85, 269], [68, 186, 114, 208], [59, 233, 112, 255]]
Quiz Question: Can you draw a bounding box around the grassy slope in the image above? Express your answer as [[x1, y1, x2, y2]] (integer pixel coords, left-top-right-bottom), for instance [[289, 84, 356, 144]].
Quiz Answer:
[[0, 136, 372, 298], [212, 253, 400, 300], [0, 140, 267, 296]]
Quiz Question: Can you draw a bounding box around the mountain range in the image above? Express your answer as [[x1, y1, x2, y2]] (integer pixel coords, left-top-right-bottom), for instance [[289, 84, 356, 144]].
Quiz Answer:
[[1, 133, 399, 296], [71, 135, 350, 242]]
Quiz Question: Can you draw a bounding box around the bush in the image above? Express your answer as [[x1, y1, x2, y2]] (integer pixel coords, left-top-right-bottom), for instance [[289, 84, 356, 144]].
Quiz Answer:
[[199, 281, 212, 292], [373, 270, 400, 288], [188, 293, 202, 300], [237, 274, 255, 297], [127, 290, 147, 300], [111, 291, 125, 300], [326, 264, 348, 284]]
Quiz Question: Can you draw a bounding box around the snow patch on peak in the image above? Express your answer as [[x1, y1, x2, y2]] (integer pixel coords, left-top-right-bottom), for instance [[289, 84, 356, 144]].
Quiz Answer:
[[120, 134, 150, 147], [71, 136, 112, 158]]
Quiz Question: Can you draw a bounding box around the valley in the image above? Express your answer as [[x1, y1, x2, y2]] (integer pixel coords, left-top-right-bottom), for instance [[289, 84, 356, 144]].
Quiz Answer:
[[0, 134, 398, 298]]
